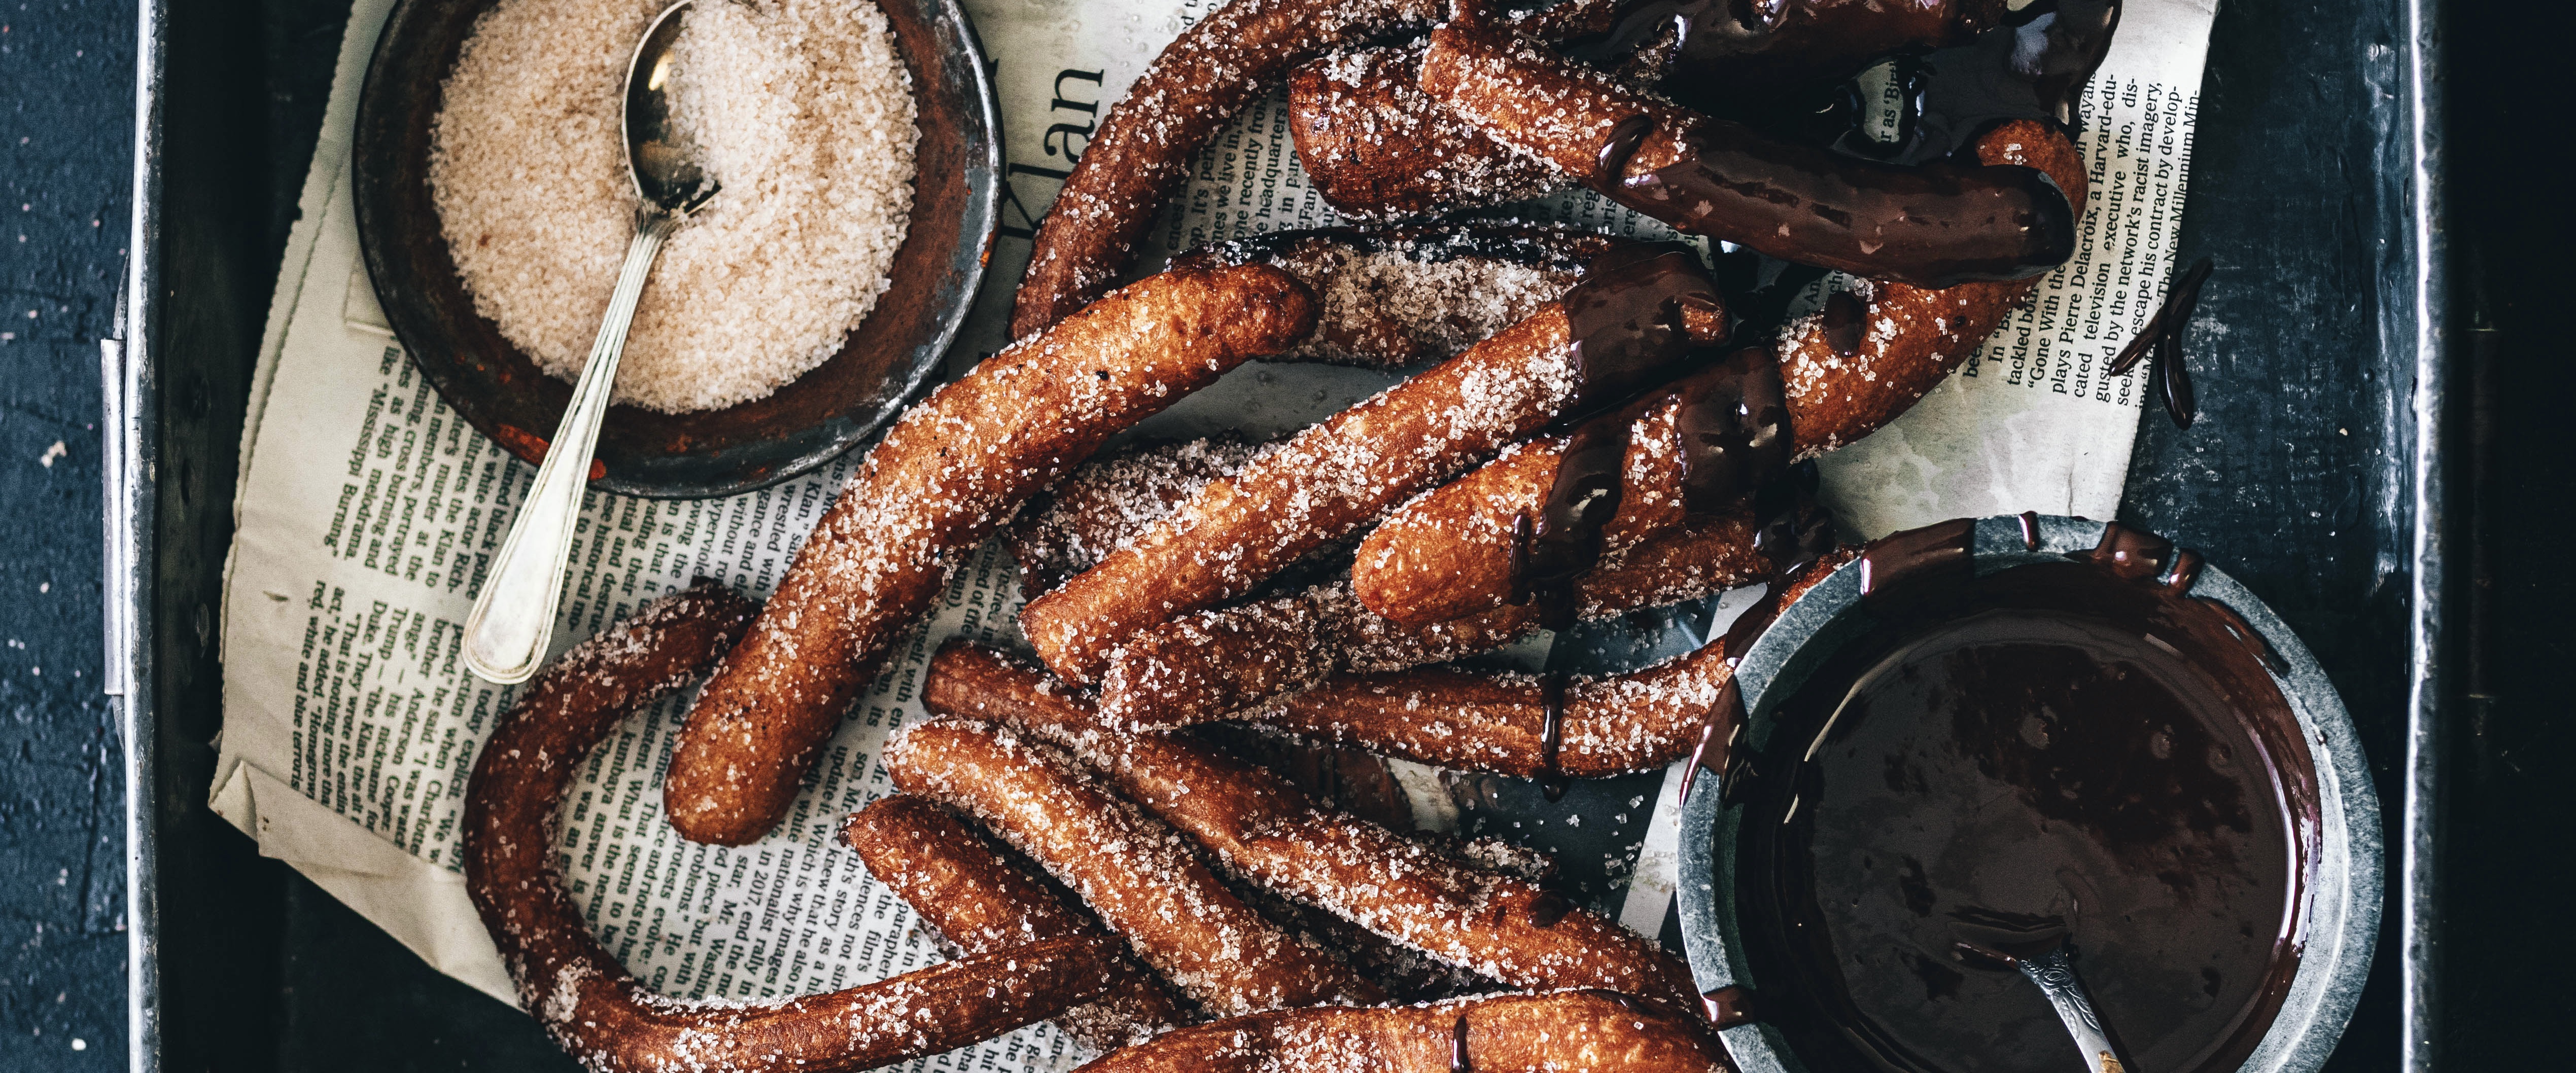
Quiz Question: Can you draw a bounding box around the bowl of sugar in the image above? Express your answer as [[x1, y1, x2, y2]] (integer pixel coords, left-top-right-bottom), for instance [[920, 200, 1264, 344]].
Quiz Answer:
[[354, 0, 1000, 497]]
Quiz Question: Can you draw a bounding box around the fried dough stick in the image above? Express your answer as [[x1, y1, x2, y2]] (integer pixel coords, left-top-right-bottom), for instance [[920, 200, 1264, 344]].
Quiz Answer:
[[1099, 513, 1767, 730], [923, 642, 1700, 1014], [662, 264, 1315, 846], [1170, 223, 1625, 369], [1287, 1, 2026, 218], [841, 797, 1189, 1052], [1288, 45, 1563, 219], [1011, 0, 1448, 337], [1419, 25, 2074, 288], [462, 584, 1121, 1073], [1257, 551, 1851, 779], [883, 721, 1386, 1017], [1021, 266, 1727, 686], [1353, 119, 2091, 625], [1073, 991, 1728, 1073]]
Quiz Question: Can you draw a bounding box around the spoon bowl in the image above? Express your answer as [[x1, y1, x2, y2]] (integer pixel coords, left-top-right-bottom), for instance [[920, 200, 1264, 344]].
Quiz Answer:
[[626, 3, 721, 213]]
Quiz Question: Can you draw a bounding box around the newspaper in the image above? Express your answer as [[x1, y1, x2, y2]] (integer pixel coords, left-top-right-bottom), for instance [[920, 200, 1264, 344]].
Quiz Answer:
[[213, 0, 2215, 1066]]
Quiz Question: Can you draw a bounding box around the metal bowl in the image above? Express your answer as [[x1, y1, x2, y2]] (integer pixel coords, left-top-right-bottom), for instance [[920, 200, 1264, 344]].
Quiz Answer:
[[350, 0, 1000, 498], [1678, 514, 2382, 1073]]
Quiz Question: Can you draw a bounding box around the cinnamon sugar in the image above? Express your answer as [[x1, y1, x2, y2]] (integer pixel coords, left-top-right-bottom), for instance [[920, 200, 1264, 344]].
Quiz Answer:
[[431, 0, 919, 413]]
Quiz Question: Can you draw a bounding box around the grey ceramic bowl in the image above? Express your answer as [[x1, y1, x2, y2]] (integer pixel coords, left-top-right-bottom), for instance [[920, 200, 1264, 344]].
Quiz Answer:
[[1677, 514, 2382, 1073], [353, 0, 1002, 498]]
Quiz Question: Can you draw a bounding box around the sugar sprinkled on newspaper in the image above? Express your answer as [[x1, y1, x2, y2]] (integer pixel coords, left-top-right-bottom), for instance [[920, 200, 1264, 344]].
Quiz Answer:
[[215, 0, 2215, 1066]]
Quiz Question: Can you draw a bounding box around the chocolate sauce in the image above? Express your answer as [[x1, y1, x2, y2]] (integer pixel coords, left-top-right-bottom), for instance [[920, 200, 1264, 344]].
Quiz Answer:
[[1820, 290, 1866, 357], [1559, 244, 1728, 416], [1451, 1015, 1473, 1073], [2015, 510, 2041, 551], [1527, 889, 1574, 928], [1619, 124, 2077, 288], [1857, 516, 1976, 600], [1585, 0, 2117, 289], [1537, 671, 1572, 801], [1519, 346, 1791, 628], [1584, 0, 2007, 115], [1526, 247, 1813, 805], [1888, 0, 2122, 165], [1596, 115, 1657, 183], [1701, 984, 1760, 1028], [2109, 255, 2212, 430], [1729, 531, 2317, 1073]]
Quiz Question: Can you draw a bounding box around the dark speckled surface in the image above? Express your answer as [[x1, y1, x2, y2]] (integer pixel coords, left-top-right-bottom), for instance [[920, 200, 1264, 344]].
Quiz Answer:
[[0, 0, 136, 1068]]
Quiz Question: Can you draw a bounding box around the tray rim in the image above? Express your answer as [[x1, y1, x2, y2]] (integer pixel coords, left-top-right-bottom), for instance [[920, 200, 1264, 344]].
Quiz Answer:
[[107, 0, 2459, 1069]]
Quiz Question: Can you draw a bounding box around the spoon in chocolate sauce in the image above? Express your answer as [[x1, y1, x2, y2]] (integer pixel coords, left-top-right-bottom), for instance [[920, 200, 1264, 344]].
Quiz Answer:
[[1951, 909, 2137, 1073]]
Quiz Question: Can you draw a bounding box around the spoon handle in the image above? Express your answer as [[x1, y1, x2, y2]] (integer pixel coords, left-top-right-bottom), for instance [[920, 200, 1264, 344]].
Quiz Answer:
[[2016, 947, 2136, 1073], [463, 212, 680, 684]]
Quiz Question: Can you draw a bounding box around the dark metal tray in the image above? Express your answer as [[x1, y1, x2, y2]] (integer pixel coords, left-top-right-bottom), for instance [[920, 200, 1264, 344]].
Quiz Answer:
[[108, 0, 2450, 1068]]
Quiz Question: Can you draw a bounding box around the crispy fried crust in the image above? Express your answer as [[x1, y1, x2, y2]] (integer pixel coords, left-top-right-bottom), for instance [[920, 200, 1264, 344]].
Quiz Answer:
[[883, 721, 1385, 1018], [662, 265, 1316, 846], [1255, 552, 1851, 778], [1275, 640, 1735, 780], [1011, 0, 1448, 338], [922, 643, 1701, 1015], [841, 797, 1188, 1052], [463, 584, 1120, 1073], [1349, 121, 2090, 625], [1779, 120, 2090, 451], [1097, 583, 1530, 732], [1018, 305, 1582, 686], [1289, 46, 1563, 219], [1172, 223, 1620, 369], [1097, 512, 1769, 729], [1073, 991, 1728, 1073], [1604, 0, 2006, 110], [1006, 438, 1262, 597], [1419, 25, 2072, 288]]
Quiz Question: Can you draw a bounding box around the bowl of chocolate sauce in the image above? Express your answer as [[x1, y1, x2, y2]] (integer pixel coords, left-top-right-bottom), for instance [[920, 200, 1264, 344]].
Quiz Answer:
[[1677, 514, 2380, 1073]]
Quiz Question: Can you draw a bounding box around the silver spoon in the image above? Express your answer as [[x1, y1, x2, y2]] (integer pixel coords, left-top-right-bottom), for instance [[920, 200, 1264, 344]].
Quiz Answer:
[[464, 0, 720, 684], [1952, 912, 2138, 1073]]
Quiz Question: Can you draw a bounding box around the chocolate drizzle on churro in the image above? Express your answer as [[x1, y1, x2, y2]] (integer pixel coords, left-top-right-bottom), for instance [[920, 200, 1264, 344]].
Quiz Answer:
[[1622, 129, 2077, 287], [1596, 114, 1656, 183], [1450, 1015, 1473, 1073], [1559, 244, 1727, 414], [1819, 291, 1865, 358], [1518, 346, 1792, 630], [1523, 283, 1818, 807], [1515, 243, 1732, 630], [1671, 348, 1794, 513], [1584, 0, 2008, 115], [1527, 889, 1573, 928]]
